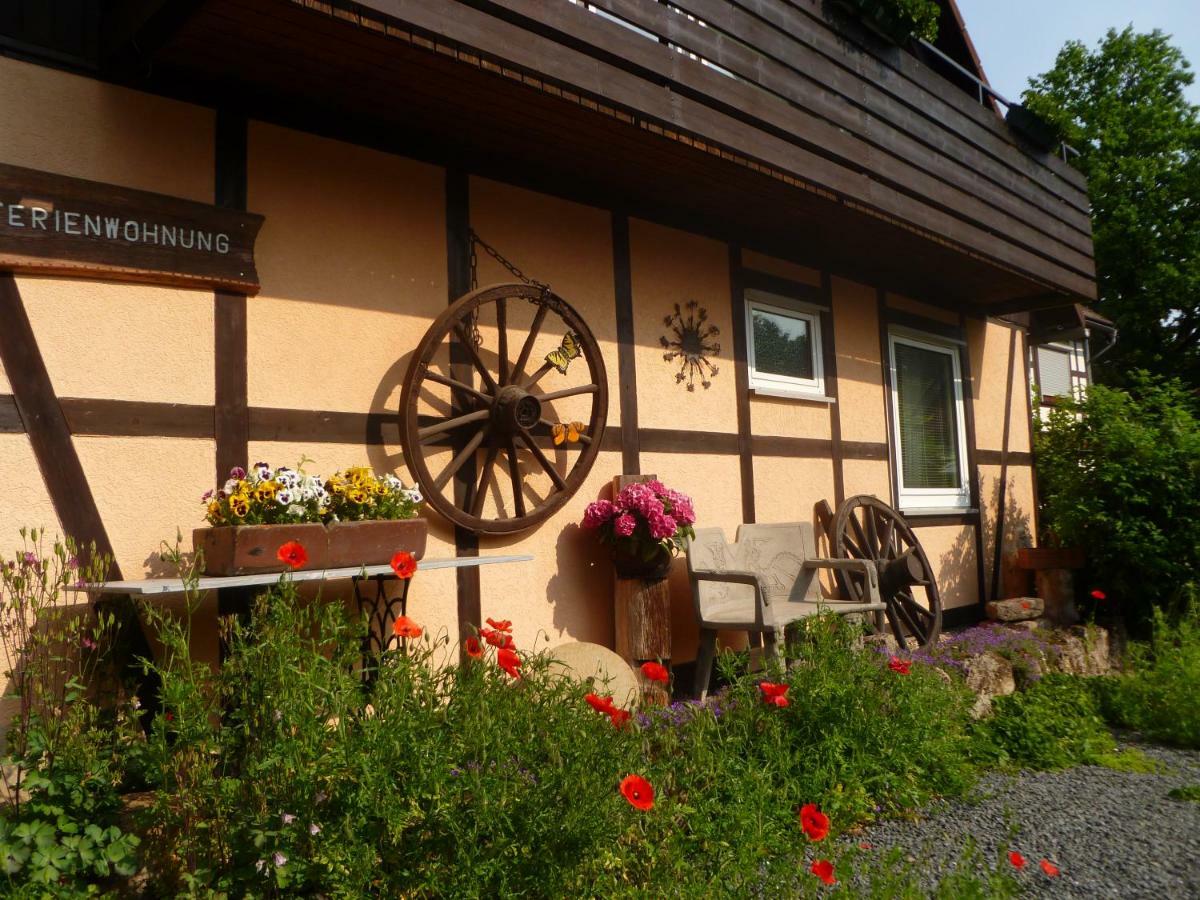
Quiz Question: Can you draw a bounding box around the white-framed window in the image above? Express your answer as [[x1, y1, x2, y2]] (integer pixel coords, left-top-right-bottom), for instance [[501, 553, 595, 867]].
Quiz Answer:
[[888, 331, 970, 511], [745, 290, 825, 398]]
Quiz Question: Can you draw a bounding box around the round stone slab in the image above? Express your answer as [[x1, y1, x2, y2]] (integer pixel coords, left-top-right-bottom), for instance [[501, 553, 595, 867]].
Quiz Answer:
[[546, 641, 639, 710]]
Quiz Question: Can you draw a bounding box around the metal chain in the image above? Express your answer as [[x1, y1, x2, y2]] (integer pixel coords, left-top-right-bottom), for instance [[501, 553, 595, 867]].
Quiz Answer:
[[465, 230, 552, 348]]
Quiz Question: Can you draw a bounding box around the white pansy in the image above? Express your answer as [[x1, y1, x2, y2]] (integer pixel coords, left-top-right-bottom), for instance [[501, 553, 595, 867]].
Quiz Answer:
[[224, 479, 239, 495], [287, 504, 305, 517], [276, 490, 294, 506], [384, 474, 404, 491], [405, 488, 423, 505]]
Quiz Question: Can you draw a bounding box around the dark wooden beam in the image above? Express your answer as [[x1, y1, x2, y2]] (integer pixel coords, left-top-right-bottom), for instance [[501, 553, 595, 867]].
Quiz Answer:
[[446, 167, 480, 650], [101, 0, 208, 74], [0, 273, 160, 720], [820, 272, 844, 507], [729, 245, 755, 523], [611, 212, 639, 475], [989, 326, 1018, 601], [214, 109, 249, 484], [959, 312, 988, 610]]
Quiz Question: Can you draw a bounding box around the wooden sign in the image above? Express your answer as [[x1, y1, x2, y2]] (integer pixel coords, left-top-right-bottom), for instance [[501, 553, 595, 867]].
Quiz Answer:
[[0, 162, 263, 294]]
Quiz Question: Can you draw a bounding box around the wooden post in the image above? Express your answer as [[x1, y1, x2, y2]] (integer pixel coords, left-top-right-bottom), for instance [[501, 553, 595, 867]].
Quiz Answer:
[[611, 474, 672, 706]]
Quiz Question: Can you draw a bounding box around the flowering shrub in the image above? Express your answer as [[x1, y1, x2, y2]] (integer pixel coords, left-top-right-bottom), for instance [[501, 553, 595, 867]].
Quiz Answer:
[[581, 479, 696, 563], [203, 462, 422, 527]]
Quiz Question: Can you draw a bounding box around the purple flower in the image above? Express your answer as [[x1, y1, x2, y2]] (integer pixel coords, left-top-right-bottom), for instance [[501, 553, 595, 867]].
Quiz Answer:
[[613, 513, 637, 537], [273, 852, 287, 867], [229, 466, 246, 480], [581, 500, 616, 529], [81, 636, 97, 651], [66, 555, 80, 571], [281, 812, 295, 826], [309, 823, 321, 836], [201, 489, 213, 502]]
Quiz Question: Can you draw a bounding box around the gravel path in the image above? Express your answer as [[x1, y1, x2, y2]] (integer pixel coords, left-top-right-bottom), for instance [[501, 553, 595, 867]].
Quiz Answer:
[[853, 741, 1200, 897]]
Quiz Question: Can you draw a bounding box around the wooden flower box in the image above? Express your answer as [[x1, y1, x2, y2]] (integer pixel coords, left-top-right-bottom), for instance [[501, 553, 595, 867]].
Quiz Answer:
[[1015, 547, 1086, 571], [194, 519, 428, 576]]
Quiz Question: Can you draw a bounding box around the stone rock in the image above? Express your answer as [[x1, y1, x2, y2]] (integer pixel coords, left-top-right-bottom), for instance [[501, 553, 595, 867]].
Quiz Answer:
[[963, 651, 1016, 718], [861, 631, 898, 653], [546, 641, 640, 710], [985, 597, 1044, 622]]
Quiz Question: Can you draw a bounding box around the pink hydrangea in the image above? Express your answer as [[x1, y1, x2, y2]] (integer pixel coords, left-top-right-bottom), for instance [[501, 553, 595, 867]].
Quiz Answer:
[[613, 513, 637, 537], [647, 510, 679, 541], [617, 483, 665, 519], [644, 479, 667, 494], [582, 500, 617, 529], [662, 489, 696, 525]]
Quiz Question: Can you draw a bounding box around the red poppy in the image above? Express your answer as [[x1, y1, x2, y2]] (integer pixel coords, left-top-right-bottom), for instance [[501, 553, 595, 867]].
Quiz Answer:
[[799, 803, 830, 842], [1039, 858, 1060, 878], [481, 628, 515, 650], [464, 636, 483, 659], [497, 647, 521, 679], [641, 661, 669, 684], [608, 707, 631, 728], [390, 551, 417, 580], [585, 692, 616, 714], [619, 774, 654, 811], [486, 618, 512, 633], [1008, 851, 1026, 870], [392, 615, 423, 640], [1090, 589, 1107, 601], [810, 859, 836, 885], [858, 842, 873, 850], [759, 682, 790, 707], [277, 541, 308, 569], [888, 656, 912, 675]]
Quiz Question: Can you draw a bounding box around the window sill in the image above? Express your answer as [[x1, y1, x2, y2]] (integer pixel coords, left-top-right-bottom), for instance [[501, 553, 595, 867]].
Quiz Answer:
[[900, 507, 978, 518], [749, 386, 835, 404]]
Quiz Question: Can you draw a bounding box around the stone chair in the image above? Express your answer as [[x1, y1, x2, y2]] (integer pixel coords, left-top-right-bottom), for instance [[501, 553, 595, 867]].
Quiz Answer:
[[685, 521, 886, 699]]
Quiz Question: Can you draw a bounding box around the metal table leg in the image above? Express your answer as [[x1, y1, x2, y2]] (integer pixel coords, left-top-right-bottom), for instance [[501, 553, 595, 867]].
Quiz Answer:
[[352, 573, 412, 689]]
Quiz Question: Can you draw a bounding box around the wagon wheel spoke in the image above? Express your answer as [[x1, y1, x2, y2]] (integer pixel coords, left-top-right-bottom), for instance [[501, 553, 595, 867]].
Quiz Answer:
[[517, 428, 567, 491], [849, 514, 873, 561], [889, 592, 925, 646], [418, 408, 490, 443], [506, 438, 526, 517], [496, 298, 509, 386], [452, 323, 499, 393], [523, 361, 555, 391], [897, 590, 935, 627], [865, 506, 880, 557], [510, 303, 548, 387], [469, 443, 501, 518], [536, 384, 600, 403], [878, 515, 896, 562], [432, 427, 487, 492], [422, 370, 493, 404]]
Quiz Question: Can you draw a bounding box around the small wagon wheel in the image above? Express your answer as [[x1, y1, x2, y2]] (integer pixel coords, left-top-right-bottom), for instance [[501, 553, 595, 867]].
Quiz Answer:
[[400, 283, 608, 535], [832, 494, 942, 651]]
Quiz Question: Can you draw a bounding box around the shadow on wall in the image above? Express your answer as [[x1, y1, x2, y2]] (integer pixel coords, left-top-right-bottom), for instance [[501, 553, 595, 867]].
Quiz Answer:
[[936, 473, 1033, 609], [978, 471, 1033, 600]]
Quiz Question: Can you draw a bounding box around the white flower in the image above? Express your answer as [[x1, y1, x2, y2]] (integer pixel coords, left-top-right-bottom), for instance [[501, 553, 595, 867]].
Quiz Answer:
[[224, 479, 239, 495], [287, 504, 305, 518], [255, 464, 273, 481], [255, 859, 266, 874], [405, 489, 423, 505], [281, 813, 295, 826], [384, 474, 404, 491], [276, 490, 294, 506], [309, 823, 321, 836], [273, 852, 287, 867]]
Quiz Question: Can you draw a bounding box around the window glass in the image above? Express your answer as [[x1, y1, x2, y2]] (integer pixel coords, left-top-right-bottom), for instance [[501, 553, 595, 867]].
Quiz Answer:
[[751, 307, 814, 380], [894, 340, 962, 492]]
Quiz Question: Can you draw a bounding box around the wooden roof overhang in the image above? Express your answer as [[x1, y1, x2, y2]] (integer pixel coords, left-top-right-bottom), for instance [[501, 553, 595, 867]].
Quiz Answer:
[[102, 0, 1097, 314]]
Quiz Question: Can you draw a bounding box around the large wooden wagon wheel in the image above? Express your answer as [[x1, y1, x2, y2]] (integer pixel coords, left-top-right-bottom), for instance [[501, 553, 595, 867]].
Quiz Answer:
[[832, 495, 942, 650], [400, 283, 608, 535]]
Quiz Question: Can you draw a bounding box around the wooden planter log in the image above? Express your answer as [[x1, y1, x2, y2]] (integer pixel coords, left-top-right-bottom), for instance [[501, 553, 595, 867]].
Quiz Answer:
[[613, 574, 672, 707]]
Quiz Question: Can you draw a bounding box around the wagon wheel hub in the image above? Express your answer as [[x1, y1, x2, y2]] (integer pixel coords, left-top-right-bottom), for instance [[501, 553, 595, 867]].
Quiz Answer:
[[493, 385, 543, 434]]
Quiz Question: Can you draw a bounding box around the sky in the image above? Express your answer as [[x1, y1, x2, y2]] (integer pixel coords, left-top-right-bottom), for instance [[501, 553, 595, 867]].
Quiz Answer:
[[954, 1, 1200, 106]]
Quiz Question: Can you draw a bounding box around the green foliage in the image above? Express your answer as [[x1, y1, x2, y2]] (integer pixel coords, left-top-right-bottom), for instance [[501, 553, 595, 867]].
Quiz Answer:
[[838, 0, 941, 43], [1167, 784, 1200, 802], [1025, 28, 1200, 389], [1091, 607, 1200, 747], [132, 574, 985, 896], [980, 674, 1115, 770], [1033, 374, 1200, 626], [0, 530, 142, 895]]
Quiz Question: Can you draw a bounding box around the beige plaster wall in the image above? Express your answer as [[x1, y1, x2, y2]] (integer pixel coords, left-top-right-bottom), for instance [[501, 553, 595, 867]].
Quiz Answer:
[[831, 278, 888, 445], [630, 219, 735, 431], [753, 455, 835, 528], [977, 463, 1037, 600], [247, 122, 446, 414], [917, 523, 980, 611], [749, 394, 833, 439], [970, 319, 1033, 454]]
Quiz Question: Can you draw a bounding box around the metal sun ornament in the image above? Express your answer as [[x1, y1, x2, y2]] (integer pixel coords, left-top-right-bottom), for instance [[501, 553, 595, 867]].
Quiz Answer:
[[660, 300, 720, 391]]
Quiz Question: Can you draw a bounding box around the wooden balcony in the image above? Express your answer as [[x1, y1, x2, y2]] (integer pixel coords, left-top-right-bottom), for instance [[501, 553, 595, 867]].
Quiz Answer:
[[39, 0, 1097, 311]]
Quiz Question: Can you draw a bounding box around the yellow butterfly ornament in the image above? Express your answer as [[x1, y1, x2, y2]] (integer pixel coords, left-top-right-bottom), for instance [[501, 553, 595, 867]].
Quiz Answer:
[[552, 421, 586, 446], [544, 331, 582, 375]]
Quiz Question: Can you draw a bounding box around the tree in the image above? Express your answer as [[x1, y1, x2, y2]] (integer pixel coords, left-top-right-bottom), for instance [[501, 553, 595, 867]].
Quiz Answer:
[[1024, 28, 1200, 389]]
